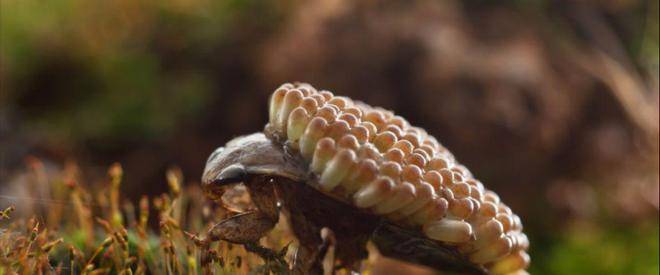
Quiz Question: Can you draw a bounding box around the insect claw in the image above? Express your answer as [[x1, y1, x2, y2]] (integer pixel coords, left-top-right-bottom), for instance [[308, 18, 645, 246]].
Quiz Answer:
[[184, 231, 209, 247], [279, 241, 294, 257]]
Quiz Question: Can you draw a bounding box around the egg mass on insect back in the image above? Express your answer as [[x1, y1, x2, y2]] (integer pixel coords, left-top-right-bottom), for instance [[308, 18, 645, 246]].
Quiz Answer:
[[200, 83, 529, 275]]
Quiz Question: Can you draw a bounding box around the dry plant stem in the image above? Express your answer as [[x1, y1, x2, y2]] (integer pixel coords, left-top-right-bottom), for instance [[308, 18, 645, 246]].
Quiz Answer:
[[2, 162, 238, 275], [109, 163, 124, 228], [68, 181, 94, 246], [84, 237, 114, 273]]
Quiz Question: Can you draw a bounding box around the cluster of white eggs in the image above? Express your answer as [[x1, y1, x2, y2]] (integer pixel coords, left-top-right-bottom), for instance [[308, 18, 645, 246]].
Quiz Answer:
[[267, 83, 529, 274]]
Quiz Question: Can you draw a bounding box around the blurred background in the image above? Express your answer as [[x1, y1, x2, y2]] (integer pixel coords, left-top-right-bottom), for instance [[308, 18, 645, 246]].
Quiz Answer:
[[1, 0, 658, 274]]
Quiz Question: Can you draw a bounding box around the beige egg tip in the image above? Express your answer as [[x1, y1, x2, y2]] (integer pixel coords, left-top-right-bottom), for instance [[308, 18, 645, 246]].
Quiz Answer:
[[384, 124, 404, 138], [410, 197, 448, 225], [469, 235, 513, 264], [348, 125, 368, 144], [373, 131, 398, 152], [472, 201, 498, 224], [357, 143, 381, 160], [489, 250, 530, 275], [473, 219, 504, 249], [424, 170, 443, 190], [388, 115, 408, 129], [512, 214, 523, 231], [511, 232, 529, 250], [397, 182, 435, 216], [384, 148, 405, 163], [484, 190, 501, 205], [326, 120, 351, 141], [438, 169, 454, 186], [299, 117, 329, 159], [327, 96, 350, 109], [405, 153, 427, 168], [353, 177, 395, 208], [337, 134, 360, 151], [449, 197, 474, 220], [401, 164, 423, 184], [363, 111, 387, 129], [450, 182, 471, 199], [319, 91, 333, 101], [310, 137, 336, 174], [379, 161, 403, 179], [287, 107, 311, 142], [343, 106, 363, 118], [315, 106, 338, 122], [276, 89, 304, 132], [372, 182, 416, 214], [424, 219, 473, 244], [269, 88, 288, 123], [349, 159, 378, 186], [319, 149, 357, 192], [338, 112, 359, 127], [300, 97, 319, 114], [360, 121, 378, 139], [496, 213, 514, 232]]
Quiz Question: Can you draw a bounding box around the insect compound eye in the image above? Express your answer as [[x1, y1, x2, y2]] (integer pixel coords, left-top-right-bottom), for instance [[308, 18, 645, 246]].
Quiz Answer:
[[212, 164, 247, 186]]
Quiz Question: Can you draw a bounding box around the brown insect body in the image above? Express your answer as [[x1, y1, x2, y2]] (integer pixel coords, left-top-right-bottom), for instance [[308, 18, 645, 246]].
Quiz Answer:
[[202, 132, 486, 274], [200, 83, 529, 275]]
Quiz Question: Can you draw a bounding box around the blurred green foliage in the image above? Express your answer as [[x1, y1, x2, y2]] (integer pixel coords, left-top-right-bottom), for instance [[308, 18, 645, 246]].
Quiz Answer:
[[1, 0, 282, 144], [531, 221, 659, 275]]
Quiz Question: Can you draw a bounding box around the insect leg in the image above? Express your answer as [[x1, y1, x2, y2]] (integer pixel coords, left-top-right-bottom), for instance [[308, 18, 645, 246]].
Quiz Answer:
[[319, 227, 337, 275], [206, 211, 277, 244]]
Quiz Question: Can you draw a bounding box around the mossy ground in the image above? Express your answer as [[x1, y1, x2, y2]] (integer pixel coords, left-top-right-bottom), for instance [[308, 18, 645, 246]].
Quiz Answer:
[[0, 161, 302, 274]]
